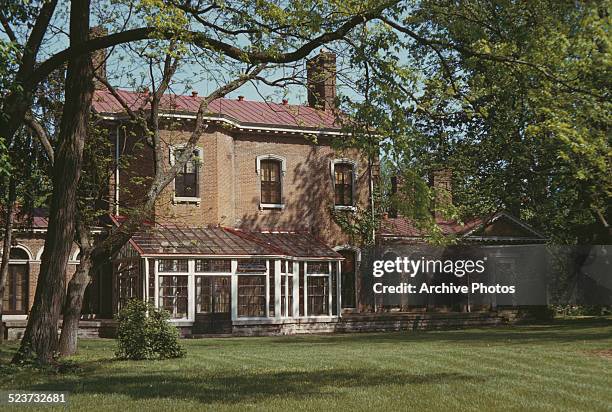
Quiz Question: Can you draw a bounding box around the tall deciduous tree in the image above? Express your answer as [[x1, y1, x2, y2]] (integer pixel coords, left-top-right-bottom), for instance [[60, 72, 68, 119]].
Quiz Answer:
[[1, 1, 401, 362], [13, 0, 95, 364]]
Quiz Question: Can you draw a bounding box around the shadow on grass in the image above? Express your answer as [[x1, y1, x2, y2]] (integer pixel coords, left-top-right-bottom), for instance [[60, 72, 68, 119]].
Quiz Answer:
[[27, 369, 488, 405]]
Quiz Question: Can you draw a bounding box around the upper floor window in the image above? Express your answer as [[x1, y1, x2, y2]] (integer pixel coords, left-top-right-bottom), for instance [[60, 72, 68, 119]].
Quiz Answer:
[[256, 154, 286, 208], [170, 146, 202, 201], [333, 161, 355, 207], [261, 160, 281, 204]]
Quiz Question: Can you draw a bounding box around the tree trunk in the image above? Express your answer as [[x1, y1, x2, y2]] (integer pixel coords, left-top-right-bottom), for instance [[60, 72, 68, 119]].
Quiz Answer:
[[0, 179, 16, 343], [58, 253, 92, 356], [13, 0, 93, 365], [58, 215, 93, 356]]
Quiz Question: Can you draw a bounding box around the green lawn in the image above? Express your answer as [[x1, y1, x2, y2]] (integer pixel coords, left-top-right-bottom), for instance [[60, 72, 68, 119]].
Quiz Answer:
[[1, 318, 611, 411]]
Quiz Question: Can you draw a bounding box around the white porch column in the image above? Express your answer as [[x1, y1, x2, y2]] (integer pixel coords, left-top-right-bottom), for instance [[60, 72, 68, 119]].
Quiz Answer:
[[231, 259, 238, 321], [153, 259, 159, 308], [303, 262, 308, 317], [144, 257, 149, 302], [292, 261, 299, 317], [328, 261, 333, 316], [265, 260, 270, 317], [274, 260, 281, 318], [337, 260, 342, 316], [188, 259, 195, 322]]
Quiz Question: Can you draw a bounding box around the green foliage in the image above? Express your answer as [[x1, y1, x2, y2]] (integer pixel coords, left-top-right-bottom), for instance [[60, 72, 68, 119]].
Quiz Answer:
[[115, 299, 185, 361], [340, 1, 610, 244]]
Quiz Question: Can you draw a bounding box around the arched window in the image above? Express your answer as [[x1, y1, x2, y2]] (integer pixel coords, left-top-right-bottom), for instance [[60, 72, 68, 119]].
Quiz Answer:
[[261, 159, 281, 204], [9, 247, 30, 260], [3, 247, 29, 314], [332, 160, 356, 207], [170, 146, 203, 201]]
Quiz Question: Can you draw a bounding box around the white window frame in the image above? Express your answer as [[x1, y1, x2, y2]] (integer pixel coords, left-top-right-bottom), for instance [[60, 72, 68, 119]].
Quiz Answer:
[[256, 154, 286, 209], [156, 258, 192, 321], [304, 261, 333, 318], [331, 158, 357, 211], [169, 145, 203, 204]]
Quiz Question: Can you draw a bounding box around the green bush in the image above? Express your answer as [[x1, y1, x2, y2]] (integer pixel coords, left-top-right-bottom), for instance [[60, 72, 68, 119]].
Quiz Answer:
[[115, 299, 185, 360]]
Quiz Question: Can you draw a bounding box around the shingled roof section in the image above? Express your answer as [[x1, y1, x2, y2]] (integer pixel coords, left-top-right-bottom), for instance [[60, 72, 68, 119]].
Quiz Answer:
[[92, 89, 341, 131], [127, 224, 342, 259]]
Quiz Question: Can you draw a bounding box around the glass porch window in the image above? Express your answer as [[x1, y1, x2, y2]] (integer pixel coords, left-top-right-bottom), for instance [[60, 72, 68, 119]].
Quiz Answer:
[[117, 260, 140, 310], [159, 275, 188, 319], [195, 259, 231, 273], [158, 259, 188, 272], [281, 260, 294, 317], [307, 276, 329, 316], [238, 275, 266, 317], [269, 263, 275, 317], [306, 261, 331, 316]]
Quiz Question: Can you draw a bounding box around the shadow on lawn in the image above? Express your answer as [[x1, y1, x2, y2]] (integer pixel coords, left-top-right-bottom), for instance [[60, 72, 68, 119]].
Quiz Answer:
[[28, 369, 487, 405]]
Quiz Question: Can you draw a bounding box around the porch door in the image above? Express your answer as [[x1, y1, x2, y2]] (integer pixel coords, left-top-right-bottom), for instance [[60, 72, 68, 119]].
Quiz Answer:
[[339, 250, 356, 309], [194, 276, 231, 333], [2, 264, 28, 314]]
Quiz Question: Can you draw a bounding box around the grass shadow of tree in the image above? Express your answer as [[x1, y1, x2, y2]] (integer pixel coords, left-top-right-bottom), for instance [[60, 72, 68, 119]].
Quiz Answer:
[[28, 369, 488, 405]]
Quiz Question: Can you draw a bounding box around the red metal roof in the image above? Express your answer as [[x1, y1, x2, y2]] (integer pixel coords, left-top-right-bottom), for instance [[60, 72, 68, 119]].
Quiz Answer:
[[92, 89, 341, 130], [127, 224, 342, 259], [2, 208, 50, 229]]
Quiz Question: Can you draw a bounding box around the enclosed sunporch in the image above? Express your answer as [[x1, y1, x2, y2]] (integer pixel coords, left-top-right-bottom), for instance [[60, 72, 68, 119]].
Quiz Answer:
[[113, 226, 343, 333]]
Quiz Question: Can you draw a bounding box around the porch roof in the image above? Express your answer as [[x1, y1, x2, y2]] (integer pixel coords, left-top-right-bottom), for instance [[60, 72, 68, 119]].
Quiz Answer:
[[128, 225, 342, 259]]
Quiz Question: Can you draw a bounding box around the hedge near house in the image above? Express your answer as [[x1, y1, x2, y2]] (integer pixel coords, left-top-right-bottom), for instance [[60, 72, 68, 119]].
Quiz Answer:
[[115, 300, 185, 360]]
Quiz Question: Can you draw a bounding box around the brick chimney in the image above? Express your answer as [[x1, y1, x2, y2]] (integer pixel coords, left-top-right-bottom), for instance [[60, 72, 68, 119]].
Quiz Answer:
[[90, 26, 107, 89], [306, 50, 336, 110], [431, 169, 453, 219]]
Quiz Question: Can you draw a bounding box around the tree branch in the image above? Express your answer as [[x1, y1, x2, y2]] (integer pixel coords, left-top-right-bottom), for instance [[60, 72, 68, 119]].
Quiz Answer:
[[382, 17, 606, 100], [30, 1, 398, 87], [23, 112, 54, 165]]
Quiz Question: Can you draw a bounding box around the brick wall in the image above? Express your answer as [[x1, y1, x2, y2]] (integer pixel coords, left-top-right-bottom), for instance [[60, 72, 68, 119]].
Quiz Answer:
[[2, 235, 80, 313], [116, 123, 370, 248]]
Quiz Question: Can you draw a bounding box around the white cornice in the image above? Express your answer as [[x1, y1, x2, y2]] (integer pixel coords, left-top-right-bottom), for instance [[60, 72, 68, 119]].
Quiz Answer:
[[98, 112, 347, 136]]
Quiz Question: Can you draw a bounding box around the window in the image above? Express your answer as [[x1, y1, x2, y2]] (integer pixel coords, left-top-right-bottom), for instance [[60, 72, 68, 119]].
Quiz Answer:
[[9, 247, 29, 260], [158, 259, 188, 272], [117, 261, 140, 310], [196, 276, 230, 314], [2, 265, 28, 314], [238, 275, 266, 317], [195, 259, 231, 273], [260, 159, 282, 205], [269, 263, 275, 317], [281, 260, 293, 317], [159, 275, 188, 319], [307, 276, 329, 316], [171, 146, 201, 200], [236, 259, 267, 274], [333, 162, 354, 207]]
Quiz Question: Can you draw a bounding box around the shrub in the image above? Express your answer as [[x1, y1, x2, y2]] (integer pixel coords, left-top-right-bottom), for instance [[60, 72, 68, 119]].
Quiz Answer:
[[115, 299, 185, 360]]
